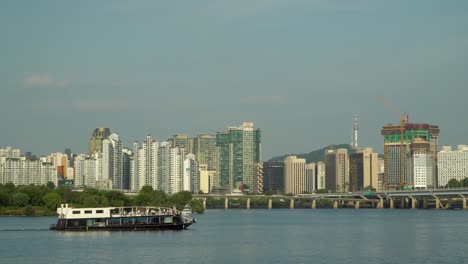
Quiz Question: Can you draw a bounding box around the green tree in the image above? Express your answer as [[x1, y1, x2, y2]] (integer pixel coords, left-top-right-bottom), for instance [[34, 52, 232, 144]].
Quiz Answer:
[[105, 191, 130, 206], [43, 192, 62, 210], [169, 191, 193, 210], [57, 186, 74, 203], [188, 199, 204, 214], [134, 193, 151, 206], [0, 192, 10, 206], [12, 192, 30, 207], [460, 178, 468, 188], [83, 195, 99, 207], [446, 178, 461, 188], [1, 182, 16, 194], [17, 185, 44, 206], [46, 181, 56, 190], [364, 185, 376, 191], [140, 185, 154, 194]]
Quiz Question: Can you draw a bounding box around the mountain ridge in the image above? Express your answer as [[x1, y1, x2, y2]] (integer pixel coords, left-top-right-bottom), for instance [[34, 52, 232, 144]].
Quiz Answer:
[[268, 144, 357, 164]]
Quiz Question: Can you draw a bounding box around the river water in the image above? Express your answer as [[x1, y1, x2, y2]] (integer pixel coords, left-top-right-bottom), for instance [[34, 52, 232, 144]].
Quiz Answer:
[[0, 209, 467, 264]]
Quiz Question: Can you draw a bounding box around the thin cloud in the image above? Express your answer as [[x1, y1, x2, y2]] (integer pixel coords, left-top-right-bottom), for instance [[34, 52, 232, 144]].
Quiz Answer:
[[23, 74, 69, 88], [240, 96, 287, 105]]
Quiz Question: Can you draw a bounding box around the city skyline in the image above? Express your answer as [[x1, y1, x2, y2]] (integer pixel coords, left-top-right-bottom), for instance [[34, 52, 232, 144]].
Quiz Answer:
[[2, 1, 468, 159]]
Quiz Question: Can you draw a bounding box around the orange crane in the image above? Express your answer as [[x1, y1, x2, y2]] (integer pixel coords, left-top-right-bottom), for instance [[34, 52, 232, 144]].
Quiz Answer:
[[378, 97, 408, 189]]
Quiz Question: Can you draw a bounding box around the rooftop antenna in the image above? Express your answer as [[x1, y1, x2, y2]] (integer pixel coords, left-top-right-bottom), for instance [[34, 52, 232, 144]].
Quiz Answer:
[[352, 113, 359, 149]]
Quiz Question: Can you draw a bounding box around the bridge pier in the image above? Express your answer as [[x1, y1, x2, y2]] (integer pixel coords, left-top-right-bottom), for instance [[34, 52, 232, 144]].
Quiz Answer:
[[203, 198, 207, 210], [410, 196, 417, 209], [225, 198, 229, 209], [268, 198, 272, 209], [401, 198, 406, 209], [355, 201, 360, 209], [290, 199, 295, 209], [246, 198, 250, 209], [311, 199, 316, 209], [423, 198, 428, 209], [461, 195, 468, 209], [377, 197, 384, 209], [333, 200, 338, 209], [390, 199, 394, 209]]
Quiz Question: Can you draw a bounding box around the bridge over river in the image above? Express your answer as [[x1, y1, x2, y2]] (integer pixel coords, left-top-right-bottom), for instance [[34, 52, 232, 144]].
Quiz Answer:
[[193, 189, 468, 210]]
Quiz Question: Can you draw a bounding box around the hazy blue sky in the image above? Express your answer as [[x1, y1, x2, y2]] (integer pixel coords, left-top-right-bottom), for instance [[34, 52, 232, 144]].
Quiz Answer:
[[1, 0, 467, 159]]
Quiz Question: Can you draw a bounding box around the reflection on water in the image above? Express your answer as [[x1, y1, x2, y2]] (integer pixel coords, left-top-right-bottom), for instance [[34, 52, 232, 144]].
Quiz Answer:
[[1, 210, 468, 264]]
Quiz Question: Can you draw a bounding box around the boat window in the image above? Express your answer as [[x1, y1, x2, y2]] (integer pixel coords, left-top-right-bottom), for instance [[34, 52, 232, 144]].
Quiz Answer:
[[72, 210, 80, 214], [96, 210, 104, 214], [84, 210, 92, 214]]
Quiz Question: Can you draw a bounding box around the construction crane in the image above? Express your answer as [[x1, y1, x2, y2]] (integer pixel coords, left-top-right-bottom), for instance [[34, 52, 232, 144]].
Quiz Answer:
[[378, 97, 408, 190]]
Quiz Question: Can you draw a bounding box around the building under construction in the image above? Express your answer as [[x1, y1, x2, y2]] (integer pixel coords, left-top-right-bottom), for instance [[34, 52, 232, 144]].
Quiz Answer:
[[381, 123, 439, 190]]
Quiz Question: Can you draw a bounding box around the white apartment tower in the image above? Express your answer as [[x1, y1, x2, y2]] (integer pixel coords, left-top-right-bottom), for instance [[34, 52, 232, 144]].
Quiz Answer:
[[438, 145, 468, 187], [102, 133, 123, 190], [132, 135, 159, 191], [159, 142, 185, 195], [183, 153, 200, 193]]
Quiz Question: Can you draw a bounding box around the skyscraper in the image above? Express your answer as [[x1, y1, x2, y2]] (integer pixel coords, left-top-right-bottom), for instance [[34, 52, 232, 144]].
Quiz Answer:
[[168, 134, 193, 154], [381, 123, 439, 189], [262, 161, 285, 194], [89, 128, 111, 154], [216, 122, 261, 192], [284, 156, 309, 195], [325, 148, 349, 192], [193, 134, 218, 171], [349, 147, 379, 192]]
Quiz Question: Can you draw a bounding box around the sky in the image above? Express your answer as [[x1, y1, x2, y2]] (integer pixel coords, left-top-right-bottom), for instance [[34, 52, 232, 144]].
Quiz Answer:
[[1, 0, 468, 160]]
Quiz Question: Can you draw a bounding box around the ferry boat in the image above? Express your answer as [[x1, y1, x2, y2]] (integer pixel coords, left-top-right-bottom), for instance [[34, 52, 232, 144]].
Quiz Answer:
[[181, 204, 193, 216], [49, 204, 196, 231]]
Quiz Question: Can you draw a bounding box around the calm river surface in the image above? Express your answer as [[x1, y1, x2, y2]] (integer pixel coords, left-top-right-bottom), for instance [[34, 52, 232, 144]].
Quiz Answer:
[[0, 209, 467, 264]]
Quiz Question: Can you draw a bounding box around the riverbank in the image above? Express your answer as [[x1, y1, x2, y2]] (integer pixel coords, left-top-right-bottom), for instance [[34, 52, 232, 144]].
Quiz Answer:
[[0, 206, 55, 216]]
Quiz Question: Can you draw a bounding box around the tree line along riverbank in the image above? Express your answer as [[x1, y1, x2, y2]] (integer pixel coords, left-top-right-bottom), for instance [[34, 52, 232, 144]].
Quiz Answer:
[[0, 183, 204, 216]]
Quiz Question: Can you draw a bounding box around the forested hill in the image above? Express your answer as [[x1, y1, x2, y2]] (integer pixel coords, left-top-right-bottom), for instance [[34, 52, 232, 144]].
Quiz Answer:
[[268, 144, 357, 164]]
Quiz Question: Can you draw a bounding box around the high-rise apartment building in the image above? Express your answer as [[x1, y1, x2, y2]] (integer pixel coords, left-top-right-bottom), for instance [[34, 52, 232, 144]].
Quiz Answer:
[[0, 147, 20, 158], [169, 134, 193, 154], [284, 156, 310, 195], [306, 163, 316, 192], [73, 153, 102, 188], [411, 138, 434, 189], [0, 156, 56, 186], [193, 134, 218, 171], [159, 142, 184, 194], [216, 122, 261, 192], [183, 153, 200, 193], [199, 164, 216, 194], [381, 123, 439, 189], [325, 148, 349, 192], [89, 128, 111, 154], [316, 161, 326, 190], [49, 152, 69, 179], [438, 145, 468, 187], [122, 148, 133, 191], [102, 133, 123, 190], [132, 135, 159, 191], [349, 148, 379, 191]]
